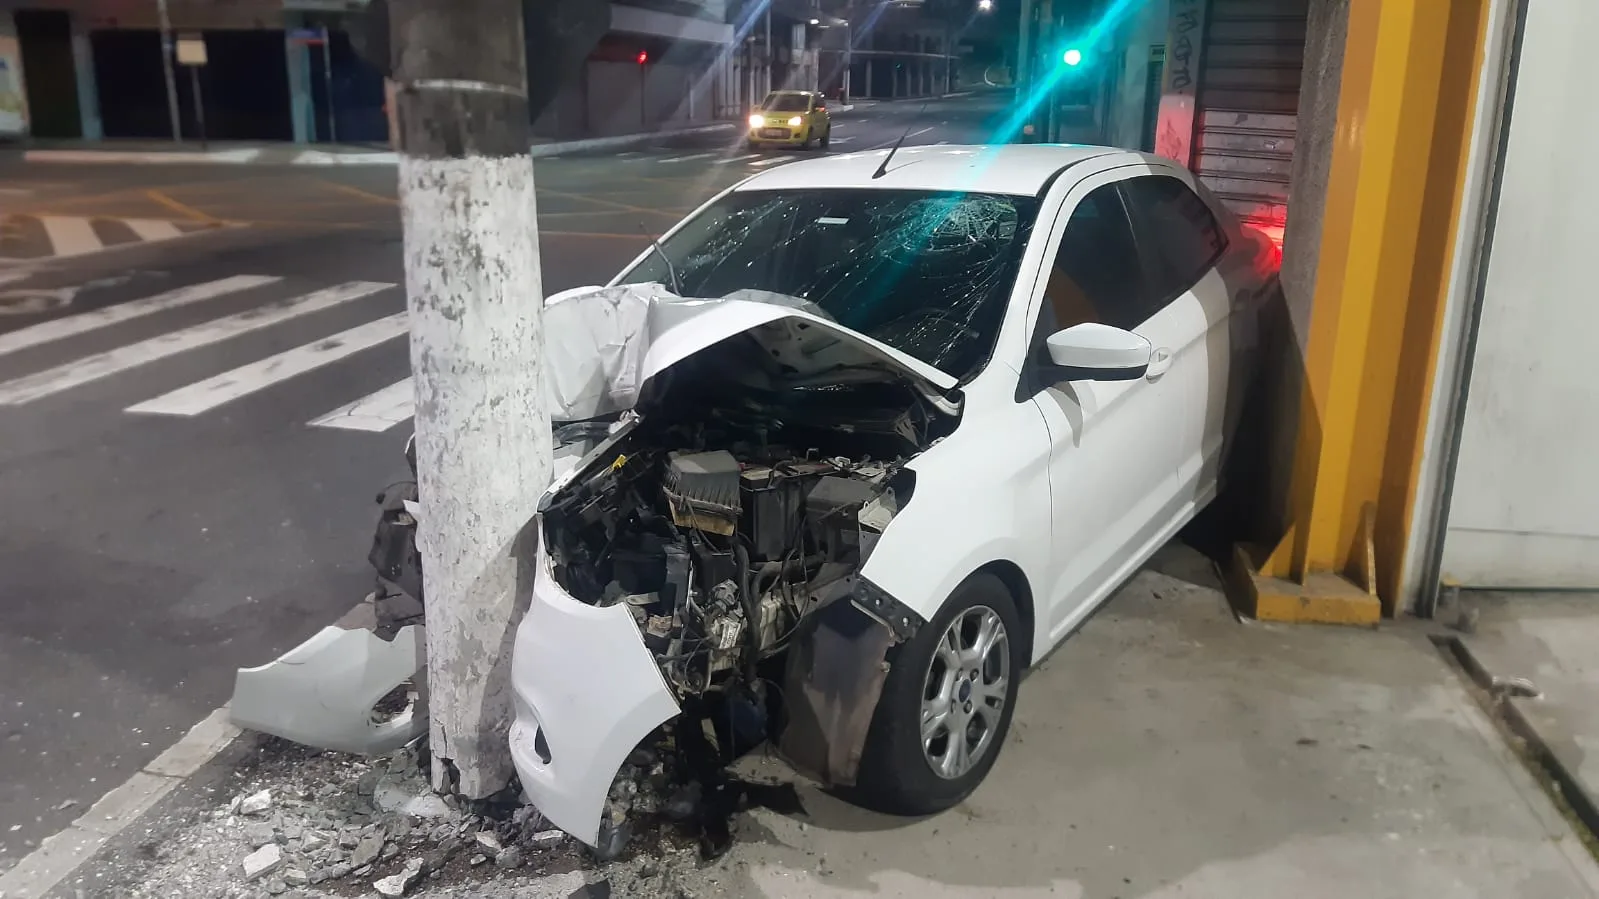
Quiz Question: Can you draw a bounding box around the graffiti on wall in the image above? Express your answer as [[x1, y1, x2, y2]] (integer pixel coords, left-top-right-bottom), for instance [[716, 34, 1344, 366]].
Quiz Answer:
[[1153, 0, 1206, 166]]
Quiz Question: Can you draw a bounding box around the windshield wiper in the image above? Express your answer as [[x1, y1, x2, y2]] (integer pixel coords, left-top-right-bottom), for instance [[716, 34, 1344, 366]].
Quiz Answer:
[[643, 223, 684, 295]]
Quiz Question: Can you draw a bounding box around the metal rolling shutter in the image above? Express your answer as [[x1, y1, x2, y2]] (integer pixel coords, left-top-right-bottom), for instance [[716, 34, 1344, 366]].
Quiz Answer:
[[1192, 0, 1307, 240]]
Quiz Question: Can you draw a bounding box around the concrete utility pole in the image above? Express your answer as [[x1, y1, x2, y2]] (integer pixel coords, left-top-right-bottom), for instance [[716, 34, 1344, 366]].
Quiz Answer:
[[156, 0, 182, 141], [388, 0, 552, 799]]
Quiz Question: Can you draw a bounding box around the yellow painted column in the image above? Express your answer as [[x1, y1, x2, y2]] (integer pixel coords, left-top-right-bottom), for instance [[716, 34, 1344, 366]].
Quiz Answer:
[[1233, 0, 1493, 624]]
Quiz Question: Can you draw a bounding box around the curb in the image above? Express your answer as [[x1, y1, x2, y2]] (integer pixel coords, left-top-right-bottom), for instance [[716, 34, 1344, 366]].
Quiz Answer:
[[22, 148, 400, 166], [0, 707, 242, 899], [528, 122, 734, 157], [1433, 634, 1599, 844], [19, 122, 745, 166]]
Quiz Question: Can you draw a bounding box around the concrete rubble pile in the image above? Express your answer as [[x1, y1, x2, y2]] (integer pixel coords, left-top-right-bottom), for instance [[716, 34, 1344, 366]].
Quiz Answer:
[[121, 739, 723, 899]]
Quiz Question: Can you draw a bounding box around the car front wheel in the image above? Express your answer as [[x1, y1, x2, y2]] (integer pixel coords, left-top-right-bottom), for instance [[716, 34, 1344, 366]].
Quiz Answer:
[[851, 572, 1022, 816]]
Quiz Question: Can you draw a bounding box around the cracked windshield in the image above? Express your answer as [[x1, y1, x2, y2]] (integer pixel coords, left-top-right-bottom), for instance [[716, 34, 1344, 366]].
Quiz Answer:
[[620, 189, 1037, 378], [2, 0, 1587, 898]]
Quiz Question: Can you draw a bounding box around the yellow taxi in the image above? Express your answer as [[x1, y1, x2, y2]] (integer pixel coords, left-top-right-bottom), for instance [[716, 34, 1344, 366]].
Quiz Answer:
[[746, 90, 832, 151]]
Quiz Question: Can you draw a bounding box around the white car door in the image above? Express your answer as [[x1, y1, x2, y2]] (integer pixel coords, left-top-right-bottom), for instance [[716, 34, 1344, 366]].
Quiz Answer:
[[1116, 170, 1239, 506], [1019, 166, 1196, 642]]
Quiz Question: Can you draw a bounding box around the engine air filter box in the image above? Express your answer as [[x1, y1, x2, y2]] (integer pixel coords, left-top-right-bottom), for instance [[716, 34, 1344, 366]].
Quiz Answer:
[[663, 451, 741, 536]]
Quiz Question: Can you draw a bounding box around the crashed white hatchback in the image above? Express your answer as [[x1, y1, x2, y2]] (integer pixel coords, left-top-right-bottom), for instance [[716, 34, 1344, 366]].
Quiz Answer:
[[509, 145, 1281, 848]]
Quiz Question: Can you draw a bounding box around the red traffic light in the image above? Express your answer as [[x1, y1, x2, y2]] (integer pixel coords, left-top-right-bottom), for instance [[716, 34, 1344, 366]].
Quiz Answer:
[[636, 50, 648, 64]]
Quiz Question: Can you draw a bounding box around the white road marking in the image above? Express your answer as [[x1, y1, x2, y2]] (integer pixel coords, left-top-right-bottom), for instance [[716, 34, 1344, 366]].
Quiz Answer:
[[123, 218, 186, 242], [748, 157, 790, 168], [0, 275, 280, 359], [0, 706, 240, 899], [308, 377, 414, 432], [830, 135, 856, 144], [659, 153, 715, 163], [0, 187, 34, 196], [714, 154, 760, 165], [0, 289, 75, 316], [39, 216, 103, 257], [0, 281, 393, 405], [127, 312, 409, 417], [868, 126, 936, 151]]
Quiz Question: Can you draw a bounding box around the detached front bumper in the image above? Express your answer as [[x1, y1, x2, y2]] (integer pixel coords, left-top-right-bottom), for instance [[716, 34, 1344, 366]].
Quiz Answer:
[[230, 606, 427, 756], [508, 534, 681, 848]]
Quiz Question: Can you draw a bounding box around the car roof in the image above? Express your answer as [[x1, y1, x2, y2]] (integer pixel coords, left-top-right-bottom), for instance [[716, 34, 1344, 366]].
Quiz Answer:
[[734, 144, 1157, 197]]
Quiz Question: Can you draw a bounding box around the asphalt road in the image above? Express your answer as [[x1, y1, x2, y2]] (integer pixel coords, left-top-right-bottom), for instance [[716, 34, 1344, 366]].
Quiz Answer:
[[0, 91, 1015, 868]]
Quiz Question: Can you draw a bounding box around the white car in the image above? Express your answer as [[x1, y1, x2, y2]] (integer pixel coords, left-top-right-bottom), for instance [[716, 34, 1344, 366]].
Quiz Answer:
[[509, 144, 1280, 849]]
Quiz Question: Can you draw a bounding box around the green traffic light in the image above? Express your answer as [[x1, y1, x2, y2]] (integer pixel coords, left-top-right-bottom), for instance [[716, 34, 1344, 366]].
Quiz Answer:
[[1062, 48, 1082, 66]]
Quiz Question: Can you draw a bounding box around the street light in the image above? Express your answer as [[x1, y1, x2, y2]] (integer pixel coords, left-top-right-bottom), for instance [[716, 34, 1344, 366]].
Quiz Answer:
[[1062, 47, 1082, 66], [978, 0, 993, 10]]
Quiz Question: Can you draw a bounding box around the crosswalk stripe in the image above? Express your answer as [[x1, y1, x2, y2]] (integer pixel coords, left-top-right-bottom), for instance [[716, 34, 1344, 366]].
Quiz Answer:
[[748, 157, 788, 168], [714, 154, 760, 165], [659, 153, 715, 163], [0, 280, 393, 406], [40, 216, 103, 257], [124, 219, 186, 242], [308, 377, 413, 432], [127, 312, 409, 417], [0, 275, 280, 359]]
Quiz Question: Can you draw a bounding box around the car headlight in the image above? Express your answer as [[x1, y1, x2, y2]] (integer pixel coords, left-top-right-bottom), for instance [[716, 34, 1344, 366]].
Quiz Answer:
[[788, 116, 803, 127], [749, 114, 764, 128]]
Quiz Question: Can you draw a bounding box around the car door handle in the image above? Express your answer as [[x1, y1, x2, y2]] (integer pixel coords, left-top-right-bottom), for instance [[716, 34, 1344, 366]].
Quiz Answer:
[[1146, 347, 1174, 379]]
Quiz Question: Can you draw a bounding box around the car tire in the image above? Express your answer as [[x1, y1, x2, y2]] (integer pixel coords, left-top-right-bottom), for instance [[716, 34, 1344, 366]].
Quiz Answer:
[[850, 572, 1023, 816], [747, 140, 760, 151], [820, 130, 831, 150]]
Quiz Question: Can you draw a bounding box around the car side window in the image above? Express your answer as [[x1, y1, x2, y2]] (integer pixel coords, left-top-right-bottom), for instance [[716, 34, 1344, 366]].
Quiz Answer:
[[1041, 183, 1152, 333], [1117, 174, 1228, 300]]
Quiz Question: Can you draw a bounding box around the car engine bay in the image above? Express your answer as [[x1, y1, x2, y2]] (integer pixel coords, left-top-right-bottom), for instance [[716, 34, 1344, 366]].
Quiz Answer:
[[542, 335, 952, 705]]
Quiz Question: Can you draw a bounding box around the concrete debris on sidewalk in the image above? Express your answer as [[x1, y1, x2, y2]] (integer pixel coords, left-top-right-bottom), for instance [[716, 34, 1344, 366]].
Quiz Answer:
[[109, 737, 742, 899]]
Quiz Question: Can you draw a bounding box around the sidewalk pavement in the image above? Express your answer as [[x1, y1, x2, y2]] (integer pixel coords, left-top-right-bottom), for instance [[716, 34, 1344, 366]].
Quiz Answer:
[[7, 544, 1598, 899], [1445, 591, 1599, 844], [5, 108, 866, 167]]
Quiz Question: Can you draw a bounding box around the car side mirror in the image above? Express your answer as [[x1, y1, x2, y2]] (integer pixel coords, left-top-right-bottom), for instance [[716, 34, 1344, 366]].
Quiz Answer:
[[1044, 323, 1152, 381]]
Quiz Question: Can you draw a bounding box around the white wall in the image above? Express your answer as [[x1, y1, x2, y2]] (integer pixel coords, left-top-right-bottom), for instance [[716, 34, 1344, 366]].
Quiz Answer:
[[1436, 0, 1599, 589]]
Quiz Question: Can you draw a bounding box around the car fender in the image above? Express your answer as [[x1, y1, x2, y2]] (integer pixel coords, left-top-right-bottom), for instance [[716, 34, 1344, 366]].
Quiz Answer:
[[856, 404, 1054, 659]]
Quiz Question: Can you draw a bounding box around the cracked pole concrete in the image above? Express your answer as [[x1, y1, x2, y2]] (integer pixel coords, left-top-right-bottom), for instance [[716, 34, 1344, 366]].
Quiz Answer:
[[390, 0, 552, 799]]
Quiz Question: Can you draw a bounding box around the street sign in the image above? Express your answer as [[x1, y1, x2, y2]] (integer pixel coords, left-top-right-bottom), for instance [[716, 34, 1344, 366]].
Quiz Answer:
[[176, 34, 207, 66]]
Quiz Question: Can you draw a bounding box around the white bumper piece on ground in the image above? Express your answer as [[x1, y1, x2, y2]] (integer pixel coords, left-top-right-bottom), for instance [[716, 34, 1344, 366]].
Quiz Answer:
[[509, 536, 681, 847], [230, 616, 427, 756]]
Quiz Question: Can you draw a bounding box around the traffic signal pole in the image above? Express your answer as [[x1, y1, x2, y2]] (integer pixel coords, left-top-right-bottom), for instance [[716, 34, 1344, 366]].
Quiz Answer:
[[388, 0, 553, 799]]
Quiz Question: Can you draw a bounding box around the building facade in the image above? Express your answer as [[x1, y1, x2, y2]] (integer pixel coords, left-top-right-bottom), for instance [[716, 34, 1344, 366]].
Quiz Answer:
[[0, 0, 743, 144], [1115, 0, 1590, 622]]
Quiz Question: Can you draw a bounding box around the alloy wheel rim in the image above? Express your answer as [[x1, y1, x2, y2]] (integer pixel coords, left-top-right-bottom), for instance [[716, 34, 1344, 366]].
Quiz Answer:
[[920, 604, 1010, 780]]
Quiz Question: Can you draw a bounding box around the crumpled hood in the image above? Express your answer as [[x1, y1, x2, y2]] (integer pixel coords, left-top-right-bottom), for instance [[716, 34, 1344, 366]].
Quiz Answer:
[[543, 282, 959, 422]]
